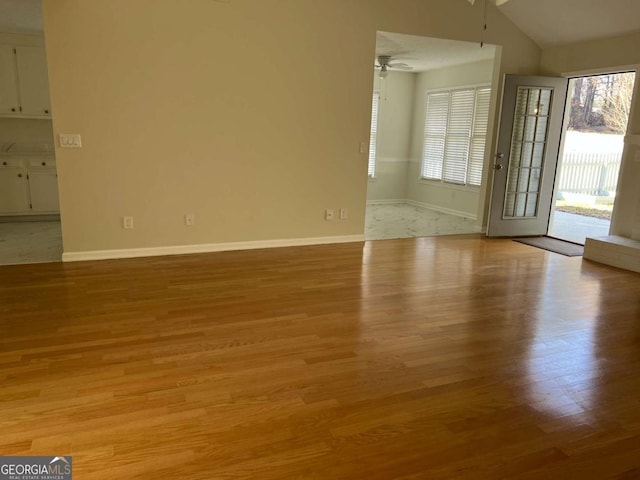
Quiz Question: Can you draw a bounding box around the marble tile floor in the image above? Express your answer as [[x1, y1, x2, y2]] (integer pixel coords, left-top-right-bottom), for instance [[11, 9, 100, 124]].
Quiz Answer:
[[0, 221, 63, 266], [365, 203, 479, 241]]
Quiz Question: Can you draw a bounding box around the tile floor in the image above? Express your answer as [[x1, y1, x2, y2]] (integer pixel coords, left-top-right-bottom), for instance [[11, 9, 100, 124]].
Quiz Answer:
[[0, 221, 63, 266], [365, 203, 479, 241]]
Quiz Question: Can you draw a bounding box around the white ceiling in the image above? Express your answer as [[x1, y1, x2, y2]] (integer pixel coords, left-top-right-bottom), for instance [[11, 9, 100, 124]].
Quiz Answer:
[[376, 31, 496, 73], [497, 0, 640, 48], [0, 0, 42, 34]]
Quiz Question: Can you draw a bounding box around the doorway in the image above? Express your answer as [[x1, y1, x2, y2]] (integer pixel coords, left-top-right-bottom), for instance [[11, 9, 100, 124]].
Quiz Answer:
[[0, 1, 62, 266], [549, 72, 636, 245], [365, 31, 499, 241]]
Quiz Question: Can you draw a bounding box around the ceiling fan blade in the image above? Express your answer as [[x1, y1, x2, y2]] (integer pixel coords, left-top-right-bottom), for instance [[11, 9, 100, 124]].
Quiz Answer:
[[389, 63, 412, 69]]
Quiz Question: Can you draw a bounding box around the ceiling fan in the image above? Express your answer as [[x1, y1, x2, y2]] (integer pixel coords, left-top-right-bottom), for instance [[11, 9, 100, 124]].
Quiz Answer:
[[375, 55, 413, 78]]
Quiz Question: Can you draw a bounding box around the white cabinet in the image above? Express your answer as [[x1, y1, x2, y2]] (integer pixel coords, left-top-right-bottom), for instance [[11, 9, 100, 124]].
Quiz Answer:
[[0, 157, 59, 215], [0, 45, 20, 114], [0, 44, 51, 118], [0, 161, 30, 213], [15, 46, 51, 116], [28, 160, 59, 213]]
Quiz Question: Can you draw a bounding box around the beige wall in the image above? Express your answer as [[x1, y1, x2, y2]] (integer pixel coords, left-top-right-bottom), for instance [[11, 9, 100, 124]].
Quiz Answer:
[[541, 32, 640, 239], [367, 71, 414, 202], [407, 60, 495, 219], [42, 0, 540, 255]]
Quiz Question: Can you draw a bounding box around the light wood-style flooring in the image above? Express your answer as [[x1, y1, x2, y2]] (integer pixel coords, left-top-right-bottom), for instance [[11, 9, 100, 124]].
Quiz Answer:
[[1, 235, 640, 479]]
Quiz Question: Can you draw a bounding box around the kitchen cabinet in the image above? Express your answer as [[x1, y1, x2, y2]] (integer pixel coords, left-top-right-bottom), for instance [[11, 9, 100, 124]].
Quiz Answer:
[[0, 44, 51, 118], [0, 44, 20, 115], [0, 157, 59, 215], [28, 160, 59, 212], [0, 160, 30, 213]]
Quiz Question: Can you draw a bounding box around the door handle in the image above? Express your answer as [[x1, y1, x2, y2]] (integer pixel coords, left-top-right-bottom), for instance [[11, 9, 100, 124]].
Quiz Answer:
[[494, 163, 505, 171]]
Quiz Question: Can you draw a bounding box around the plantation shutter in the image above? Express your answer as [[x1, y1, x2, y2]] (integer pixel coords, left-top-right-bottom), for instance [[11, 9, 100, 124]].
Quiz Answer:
[[468, 87, 491, 186], [443, 89, 475, 184], [368, 93, 379, 178], [422, 91, 450, 180], [421, 85, 490, 186]]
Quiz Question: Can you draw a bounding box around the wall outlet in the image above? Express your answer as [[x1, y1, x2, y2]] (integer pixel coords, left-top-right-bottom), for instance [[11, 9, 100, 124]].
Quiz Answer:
[[185, 213, 195, 226], [360, 142, 368, 154], [325, 209, 334, 221], [339, 208, 348, 220], [123, 216, 134, 229]]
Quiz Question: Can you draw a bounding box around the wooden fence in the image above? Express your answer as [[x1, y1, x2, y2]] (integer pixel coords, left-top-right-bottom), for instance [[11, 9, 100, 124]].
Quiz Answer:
[[556, 151, 622, 196]]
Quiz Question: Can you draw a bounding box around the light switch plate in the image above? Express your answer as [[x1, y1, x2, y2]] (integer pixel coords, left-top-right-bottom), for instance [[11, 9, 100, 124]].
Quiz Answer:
[[59, 134, 82, 148]]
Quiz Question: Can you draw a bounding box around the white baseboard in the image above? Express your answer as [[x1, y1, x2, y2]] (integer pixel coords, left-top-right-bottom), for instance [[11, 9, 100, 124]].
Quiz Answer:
[[62, 235, 365, 263], [366, 199, 407, 205], [405, 200, 478, 221]]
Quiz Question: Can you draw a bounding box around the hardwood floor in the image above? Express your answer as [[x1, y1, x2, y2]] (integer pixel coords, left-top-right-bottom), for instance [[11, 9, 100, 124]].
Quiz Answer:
[[1, 234, 640, 479]]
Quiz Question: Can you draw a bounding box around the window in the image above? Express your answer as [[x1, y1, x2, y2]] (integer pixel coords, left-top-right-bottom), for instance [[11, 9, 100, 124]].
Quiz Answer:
[[368, 92, 379, 178], [421, 86, 491, 186]]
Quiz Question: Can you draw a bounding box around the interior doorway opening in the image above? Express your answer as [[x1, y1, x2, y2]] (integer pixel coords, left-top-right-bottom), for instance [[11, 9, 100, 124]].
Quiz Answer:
[[0, 2, 61, 266], [365, 31, 499, 241], [549, 71, 636, 245]]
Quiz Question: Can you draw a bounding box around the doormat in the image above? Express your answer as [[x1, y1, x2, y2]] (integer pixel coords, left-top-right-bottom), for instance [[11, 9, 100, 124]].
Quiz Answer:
[[514, 236, 584, 257]]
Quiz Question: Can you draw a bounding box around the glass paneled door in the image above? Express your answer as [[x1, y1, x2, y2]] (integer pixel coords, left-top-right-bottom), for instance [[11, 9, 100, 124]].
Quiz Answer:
[[487, 75, 568, 237]]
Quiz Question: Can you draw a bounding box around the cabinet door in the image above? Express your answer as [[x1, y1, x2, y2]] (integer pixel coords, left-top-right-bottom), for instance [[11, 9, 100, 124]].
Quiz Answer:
[[0, 45, 20, 115], [28, 169, 60, 213], [15, 46, 51, 117], [0, 167, 31, 213]]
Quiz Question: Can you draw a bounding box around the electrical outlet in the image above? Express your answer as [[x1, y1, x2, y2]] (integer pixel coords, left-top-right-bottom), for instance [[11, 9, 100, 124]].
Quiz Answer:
[[325, 209, 334, 221], [339, 208, 348, 220], [123, 216, 134, 229], [185, 213, 195, 226]]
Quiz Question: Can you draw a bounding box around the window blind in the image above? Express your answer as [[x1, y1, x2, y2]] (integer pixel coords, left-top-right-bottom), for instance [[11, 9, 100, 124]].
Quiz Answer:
[[468, 88, 491, 186], [421, 86, 491, 187], [422, 92, 449, 180], [368, 93, 379, 178]]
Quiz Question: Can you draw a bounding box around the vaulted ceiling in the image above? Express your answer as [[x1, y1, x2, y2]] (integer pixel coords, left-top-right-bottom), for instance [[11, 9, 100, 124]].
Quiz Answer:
[[497, 0, 640, 48], [1, 0, 640, 52]]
